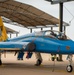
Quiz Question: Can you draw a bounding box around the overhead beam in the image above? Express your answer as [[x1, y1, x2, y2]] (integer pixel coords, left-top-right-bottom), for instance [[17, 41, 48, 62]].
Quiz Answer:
[[45, 0, 74, 4]]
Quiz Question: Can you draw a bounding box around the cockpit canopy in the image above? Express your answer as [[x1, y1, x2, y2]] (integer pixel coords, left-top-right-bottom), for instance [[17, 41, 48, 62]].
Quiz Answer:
[[35, 30, 69, 40]]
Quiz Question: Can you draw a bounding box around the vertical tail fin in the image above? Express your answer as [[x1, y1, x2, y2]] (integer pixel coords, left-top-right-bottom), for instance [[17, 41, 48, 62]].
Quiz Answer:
[[0, 17, 8, 41]]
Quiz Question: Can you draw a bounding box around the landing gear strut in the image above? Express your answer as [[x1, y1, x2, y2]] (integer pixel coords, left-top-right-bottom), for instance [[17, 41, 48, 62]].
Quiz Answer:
[[35, 52, 42, 66], [66, 55, 73, 72]]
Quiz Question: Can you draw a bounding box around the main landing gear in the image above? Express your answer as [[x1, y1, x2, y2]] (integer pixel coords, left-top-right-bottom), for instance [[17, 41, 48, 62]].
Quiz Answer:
[[66, 55, 73, 72], [35, 59, 42, 66], [35, 52, 42, 66], [0, 53, 2, 65], [0, 60, 2, 65]]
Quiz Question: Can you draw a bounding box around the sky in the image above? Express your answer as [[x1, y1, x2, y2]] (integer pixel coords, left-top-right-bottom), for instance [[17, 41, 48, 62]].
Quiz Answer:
[[5, 0, 74, 40]]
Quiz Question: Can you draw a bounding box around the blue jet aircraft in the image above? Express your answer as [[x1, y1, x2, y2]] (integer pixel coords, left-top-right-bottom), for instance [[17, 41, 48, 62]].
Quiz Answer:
[[0, 17, 74, 72]]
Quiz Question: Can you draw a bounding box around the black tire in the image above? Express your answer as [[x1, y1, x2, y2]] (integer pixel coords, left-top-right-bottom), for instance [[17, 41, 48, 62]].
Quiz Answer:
[[51, 57, 55, 61], [0, 60, 2, 65], [66, 65, 73, 72], [17, 58, 20, 60], [56, 57, 59, 61], [35, 59, 42, 66], [27, 42, 36, 52]]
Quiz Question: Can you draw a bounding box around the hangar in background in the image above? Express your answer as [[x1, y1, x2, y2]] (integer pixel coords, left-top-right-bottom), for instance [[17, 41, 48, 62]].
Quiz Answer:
[[5, 26, 19, 38], [5, 26, 18, 34], [0, 0, 69, 29]]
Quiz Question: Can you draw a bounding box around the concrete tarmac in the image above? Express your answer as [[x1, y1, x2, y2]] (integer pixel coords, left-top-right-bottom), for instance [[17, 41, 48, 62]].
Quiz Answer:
[[0, 53, 74, 75]]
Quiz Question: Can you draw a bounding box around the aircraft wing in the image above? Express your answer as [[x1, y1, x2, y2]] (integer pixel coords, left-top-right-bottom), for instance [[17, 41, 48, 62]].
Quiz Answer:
[[0, 42, 30, 52]]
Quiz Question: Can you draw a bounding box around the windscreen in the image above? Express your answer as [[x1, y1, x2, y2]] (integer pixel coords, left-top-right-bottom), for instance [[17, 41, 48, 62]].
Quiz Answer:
[[45, 30, 68, 40]]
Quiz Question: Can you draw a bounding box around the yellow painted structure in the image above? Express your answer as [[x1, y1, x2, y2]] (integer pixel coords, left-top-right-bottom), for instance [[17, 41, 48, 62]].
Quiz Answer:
[[0, 17, 8, 41]]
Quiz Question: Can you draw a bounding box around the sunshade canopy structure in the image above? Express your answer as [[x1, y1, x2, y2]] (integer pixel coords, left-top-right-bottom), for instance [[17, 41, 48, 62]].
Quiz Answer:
[[5, 26, 19, 33], [0, 0, 69, 28]]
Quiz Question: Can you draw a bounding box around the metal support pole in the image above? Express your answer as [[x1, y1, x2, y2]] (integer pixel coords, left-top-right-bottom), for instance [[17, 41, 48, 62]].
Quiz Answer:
[[30, 29, 32, 33], [16, 33, 18, 37], [64, 26, 66, 34], [59, 3, 63, 32], [51, 27, 53, 31], [10, 33, 11, 38], [59, 3, 63, 61], [41, 28, 43, 31]]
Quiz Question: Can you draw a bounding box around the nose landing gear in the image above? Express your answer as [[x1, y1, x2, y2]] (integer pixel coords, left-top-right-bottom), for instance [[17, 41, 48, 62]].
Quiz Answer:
[[66, 65, 73, 72], [66, 55, 73, 72]]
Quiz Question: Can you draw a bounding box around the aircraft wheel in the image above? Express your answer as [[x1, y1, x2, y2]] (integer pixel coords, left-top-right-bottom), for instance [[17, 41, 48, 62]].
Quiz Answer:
[[66, 65, 73, 72], [51, 57, 55, 61], [35, 59, 42, 66], [0, 60, 2, 65], [27, 42, 36, 52], [56, 57, 59, 61]]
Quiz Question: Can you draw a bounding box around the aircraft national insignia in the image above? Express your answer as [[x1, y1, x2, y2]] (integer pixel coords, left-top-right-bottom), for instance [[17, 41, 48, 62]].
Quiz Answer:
[[66, 46, 70, 50]]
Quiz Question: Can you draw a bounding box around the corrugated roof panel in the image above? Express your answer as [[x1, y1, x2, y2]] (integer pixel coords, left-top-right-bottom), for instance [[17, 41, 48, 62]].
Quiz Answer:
[[0, 0, 69, 28]]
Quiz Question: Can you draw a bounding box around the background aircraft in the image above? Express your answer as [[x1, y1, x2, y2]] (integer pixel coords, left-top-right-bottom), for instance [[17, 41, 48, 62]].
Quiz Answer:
[[0, 17, 74, 72]]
